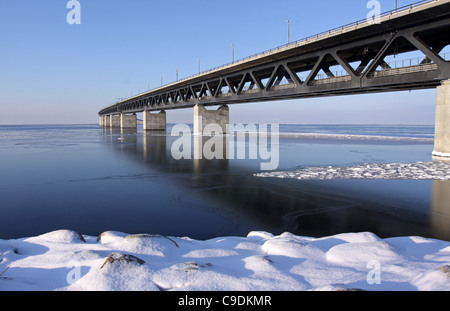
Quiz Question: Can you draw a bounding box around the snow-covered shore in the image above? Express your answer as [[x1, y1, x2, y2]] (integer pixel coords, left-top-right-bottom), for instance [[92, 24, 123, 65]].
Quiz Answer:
[[1, 229, 449, 291]]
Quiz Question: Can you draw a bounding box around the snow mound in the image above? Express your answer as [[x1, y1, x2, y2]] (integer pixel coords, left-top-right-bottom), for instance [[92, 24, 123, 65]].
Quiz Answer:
[[0, 230, 449, 291], [256, 161, 450, 180], [326, 241, 400, 268], [34, 230, 87, 244]]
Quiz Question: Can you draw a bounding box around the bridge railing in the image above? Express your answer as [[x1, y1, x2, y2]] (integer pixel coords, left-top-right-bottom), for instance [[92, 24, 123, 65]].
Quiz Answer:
[[233, 51, 450, 92], [117, 0, 440, 103], [277, 52, 450, 85], [160, 0, 438, 85]]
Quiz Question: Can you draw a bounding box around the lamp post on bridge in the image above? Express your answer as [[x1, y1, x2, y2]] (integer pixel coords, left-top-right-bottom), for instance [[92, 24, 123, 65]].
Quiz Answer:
[[231, 43, 235, 63], [286, 19, 291, 44]]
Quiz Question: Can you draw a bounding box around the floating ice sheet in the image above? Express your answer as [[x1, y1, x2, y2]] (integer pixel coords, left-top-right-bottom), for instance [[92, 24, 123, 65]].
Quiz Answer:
[[255, 161, 450, 180]]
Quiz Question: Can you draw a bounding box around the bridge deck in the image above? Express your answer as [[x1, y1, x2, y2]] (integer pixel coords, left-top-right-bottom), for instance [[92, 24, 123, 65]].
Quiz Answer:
[[99, 0, 450, 116]]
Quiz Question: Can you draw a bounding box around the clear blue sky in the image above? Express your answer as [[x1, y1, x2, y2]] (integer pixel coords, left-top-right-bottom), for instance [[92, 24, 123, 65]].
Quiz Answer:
[[0, 0, 439, 125]]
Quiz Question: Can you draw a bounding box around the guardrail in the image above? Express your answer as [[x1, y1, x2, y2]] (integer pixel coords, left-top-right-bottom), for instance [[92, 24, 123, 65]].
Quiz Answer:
[[307, 53, 449, 81], [263, 52, 449, 87], [114, 0, 441, 104], [160, 0, 440, 85], [174, 0, 439, 84]]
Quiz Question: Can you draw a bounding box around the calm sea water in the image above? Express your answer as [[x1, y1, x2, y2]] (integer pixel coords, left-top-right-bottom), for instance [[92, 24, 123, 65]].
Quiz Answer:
[[1, 123, 449, 242]]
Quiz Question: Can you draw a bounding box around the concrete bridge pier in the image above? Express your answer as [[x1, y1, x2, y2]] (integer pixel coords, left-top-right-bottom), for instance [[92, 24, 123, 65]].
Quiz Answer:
[[193, 104, 229, 135], [143, 110, 166, 131], [433, 80, 450, 159], [110, 115, 120, 128], [103, 115, 110, 127], [120, 113, 137, 129]]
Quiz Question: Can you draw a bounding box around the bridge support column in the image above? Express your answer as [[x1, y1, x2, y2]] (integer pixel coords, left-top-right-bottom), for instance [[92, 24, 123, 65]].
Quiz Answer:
[[120, 113, 137, 129], [433, 80, 450, 159], [143, 110, 166, 131], [104, 115, 110, 127], [110, 115, 120, 128], [193, 104, 229, 135]]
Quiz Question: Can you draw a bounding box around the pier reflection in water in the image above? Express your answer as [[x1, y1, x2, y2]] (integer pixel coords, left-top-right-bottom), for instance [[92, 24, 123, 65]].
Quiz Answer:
[[99, 128, 450, 241]]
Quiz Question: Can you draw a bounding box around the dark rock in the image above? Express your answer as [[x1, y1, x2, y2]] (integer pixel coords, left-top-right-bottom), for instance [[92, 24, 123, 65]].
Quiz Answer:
[[100, 252, 145, 269]]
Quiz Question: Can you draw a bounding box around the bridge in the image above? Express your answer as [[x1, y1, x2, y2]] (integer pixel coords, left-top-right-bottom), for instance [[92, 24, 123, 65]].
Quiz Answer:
[[99, 0, 450, 158]]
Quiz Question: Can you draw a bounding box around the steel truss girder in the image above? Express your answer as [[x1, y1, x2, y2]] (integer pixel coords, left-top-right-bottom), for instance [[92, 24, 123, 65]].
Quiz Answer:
[[100, 16, 450, 116]]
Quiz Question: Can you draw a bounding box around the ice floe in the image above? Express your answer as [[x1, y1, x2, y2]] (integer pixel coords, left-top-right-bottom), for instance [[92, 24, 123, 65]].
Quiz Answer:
[[278, 132, 433, 142], [256, 161, 450, 180]]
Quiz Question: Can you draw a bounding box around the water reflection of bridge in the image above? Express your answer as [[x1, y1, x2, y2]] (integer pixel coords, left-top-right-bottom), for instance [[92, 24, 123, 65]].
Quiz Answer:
[[432, 180, 450, 239], [101, 128, 450, 241]]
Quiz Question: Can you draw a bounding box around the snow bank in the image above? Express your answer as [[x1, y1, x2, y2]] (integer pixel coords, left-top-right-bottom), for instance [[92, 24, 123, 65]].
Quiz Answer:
[[1, 229, 450, 291], [256, 161, 450, 180]]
